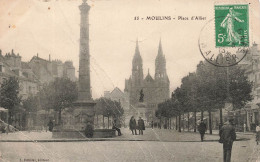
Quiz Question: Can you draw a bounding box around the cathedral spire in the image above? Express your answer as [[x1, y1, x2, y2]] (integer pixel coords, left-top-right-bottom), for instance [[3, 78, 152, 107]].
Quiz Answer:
[[155, 39, 167, 80], [156, 39, 165, 62], [132, 38, 143, 86], [133, 38, 142, 65], [158, 38, 163, 56], [135, 38, 141, 57]]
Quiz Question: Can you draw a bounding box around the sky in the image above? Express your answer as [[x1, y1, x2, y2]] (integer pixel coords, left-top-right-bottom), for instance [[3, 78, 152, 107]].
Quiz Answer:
[[0, 0, 259, 98]]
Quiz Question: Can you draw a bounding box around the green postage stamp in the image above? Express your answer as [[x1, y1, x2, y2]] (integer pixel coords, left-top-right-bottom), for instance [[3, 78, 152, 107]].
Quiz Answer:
[[215, 5, 249, 47]]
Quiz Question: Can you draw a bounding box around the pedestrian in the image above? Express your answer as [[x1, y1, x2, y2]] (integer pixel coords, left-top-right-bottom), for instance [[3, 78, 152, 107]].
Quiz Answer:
[[129, 116, 137, 135], [219, 118, 236, 162], [6, 124, 10, 134], [47, 120, 54, 132], [198, 119, 207, 141], [151, 121, 154, 129], [256, 125, 260, 145], [243, 123, 246, 133], [112, 119, 122, 136], [138, 117, 145, 135], [85, 121, 94, 138]]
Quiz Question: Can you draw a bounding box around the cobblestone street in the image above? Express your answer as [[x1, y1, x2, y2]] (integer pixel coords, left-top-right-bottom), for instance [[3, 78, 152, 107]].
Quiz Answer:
[[0, 128, 259, 162]]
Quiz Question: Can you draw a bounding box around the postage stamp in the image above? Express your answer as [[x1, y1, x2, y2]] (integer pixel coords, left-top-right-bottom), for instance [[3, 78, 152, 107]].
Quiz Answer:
[[215, 5, 249, 47], [198, 4, 250, 67]]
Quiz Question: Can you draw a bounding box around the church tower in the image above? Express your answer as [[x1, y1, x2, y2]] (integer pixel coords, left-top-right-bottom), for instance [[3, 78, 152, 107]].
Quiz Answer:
[[125, 39, 170, 121], [128, 40, 144, 105], [154, 39, 170, 101], [132, 40, 143, 86], [155, 39, 167, 80]]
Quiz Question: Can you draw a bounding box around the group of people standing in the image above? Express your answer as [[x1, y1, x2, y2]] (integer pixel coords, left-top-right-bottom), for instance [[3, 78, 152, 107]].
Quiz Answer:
[[129, 116, 145, 135]]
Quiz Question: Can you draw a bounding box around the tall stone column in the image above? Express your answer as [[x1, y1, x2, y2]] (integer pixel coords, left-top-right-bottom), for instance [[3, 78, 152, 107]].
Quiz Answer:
[[73, 0, 96, 137], [78, 0, 92, 101]]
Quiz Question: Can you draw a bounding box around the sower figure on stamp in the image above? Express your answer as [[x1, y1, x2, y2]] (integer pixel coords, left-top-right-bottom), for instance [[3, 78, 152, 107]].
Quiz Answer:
[[220, 8, 244, 45], [129, 116, 137, 135], [219, 118, 236, 162], [138, 117, 145, 135], [198, 119, 207, 141]]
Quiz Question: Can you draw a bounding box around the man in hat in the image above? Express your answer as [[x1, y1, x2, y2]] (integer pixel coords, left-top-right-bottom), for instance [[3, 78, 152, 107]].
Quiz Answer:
[[198, 119, 207, 141], [112, 118, 122, 136], [47, 119, 54, 132], [219, 118, 236, 162], [138, 117, 145, 135]]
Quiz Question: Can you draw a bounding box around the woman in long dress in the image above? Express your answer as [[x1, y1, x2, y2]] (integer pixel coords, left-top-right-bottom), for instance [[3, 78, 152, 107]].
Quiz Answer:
[[220, 8, 244, 45]]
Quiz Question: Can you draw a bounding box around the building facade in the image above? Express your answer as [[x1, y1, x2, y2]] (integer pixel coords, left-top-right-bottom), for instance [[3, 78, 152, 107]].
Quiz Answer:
[[124, 40, 170, 123], [29, 54, 76, 84], [0, 49, 39, 100], [104, 87, 130, 126], [0, 49, 77, 130], [238, 43, 260, 131]]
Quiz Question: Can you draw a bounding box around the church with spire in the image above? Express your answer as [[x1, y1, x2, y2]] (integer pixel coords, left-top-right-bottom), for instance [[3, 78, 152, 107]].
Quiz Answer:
[[124, 39, 170, 122]]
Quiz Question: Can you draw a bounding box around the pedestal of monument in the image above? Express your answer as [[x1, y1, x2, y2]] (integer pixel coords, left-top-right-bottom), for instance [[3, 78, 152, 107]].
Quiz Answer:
[[133, 102, 154, 125], [52, 100, 94, 138], [52, 100, 116, 138]]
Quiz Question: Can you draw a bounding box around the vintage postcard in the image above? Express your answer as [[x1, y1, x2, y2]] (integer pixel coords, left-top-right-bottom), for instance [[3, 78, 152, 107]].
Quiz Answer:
[[0, 0, 260, 161]]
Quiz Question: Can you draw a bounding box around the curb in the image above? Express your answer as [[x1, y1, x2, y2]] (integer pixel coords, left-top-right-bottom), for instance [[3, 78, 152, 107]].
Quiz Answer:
[[0, 136, 249, 142], [0, 138, 145, 142], [1, 138, 249, 143]]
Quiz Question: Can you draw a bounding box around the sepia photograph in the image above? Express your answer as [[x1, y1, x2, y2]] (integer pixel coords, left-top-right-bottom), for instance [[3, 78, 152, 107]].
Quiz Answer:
[[0, 0, 260, 161]]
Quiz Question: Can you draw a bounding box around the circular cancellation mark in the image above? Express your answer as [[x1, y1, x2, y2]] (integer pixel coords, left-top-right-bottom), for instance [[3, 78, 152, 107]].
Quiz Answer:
[[198, 16, 249, 67]]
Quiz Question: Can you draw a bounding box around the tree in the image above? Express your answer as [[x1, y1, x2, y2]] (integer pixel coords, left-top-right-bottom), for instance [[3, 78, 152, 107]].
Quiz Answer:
[[194, 61, 253, 133], [38, 77, 78, 125], [155, 104, 162, 129], [22, 95, 40, 129], [22, 95, 39, 113], [157, 58, 252, 134], [174, 87, 186, 132], [95, 97, 124, 128], [178, 72, 200, 132], [159, 60, 253, 134], [0, 77, 21, 125]]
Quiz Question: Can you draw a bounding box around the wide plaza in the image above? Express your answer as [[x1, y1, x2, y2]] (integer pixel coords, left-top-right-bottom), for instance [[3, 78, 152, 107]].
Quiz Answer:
[[0, 128, 259, 162]]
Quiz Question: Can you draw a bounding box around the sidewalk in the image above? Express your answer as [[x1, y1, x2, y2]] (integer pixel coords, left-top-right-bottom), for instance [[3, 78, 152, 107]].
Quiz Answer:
[[0, 128, 252, 142]]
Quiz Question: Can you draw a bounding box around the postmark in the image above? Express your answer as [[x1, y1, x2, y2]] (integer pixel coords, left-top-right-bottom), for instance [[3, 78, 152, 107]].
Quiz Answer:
[[198, 4, 250, 67]]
